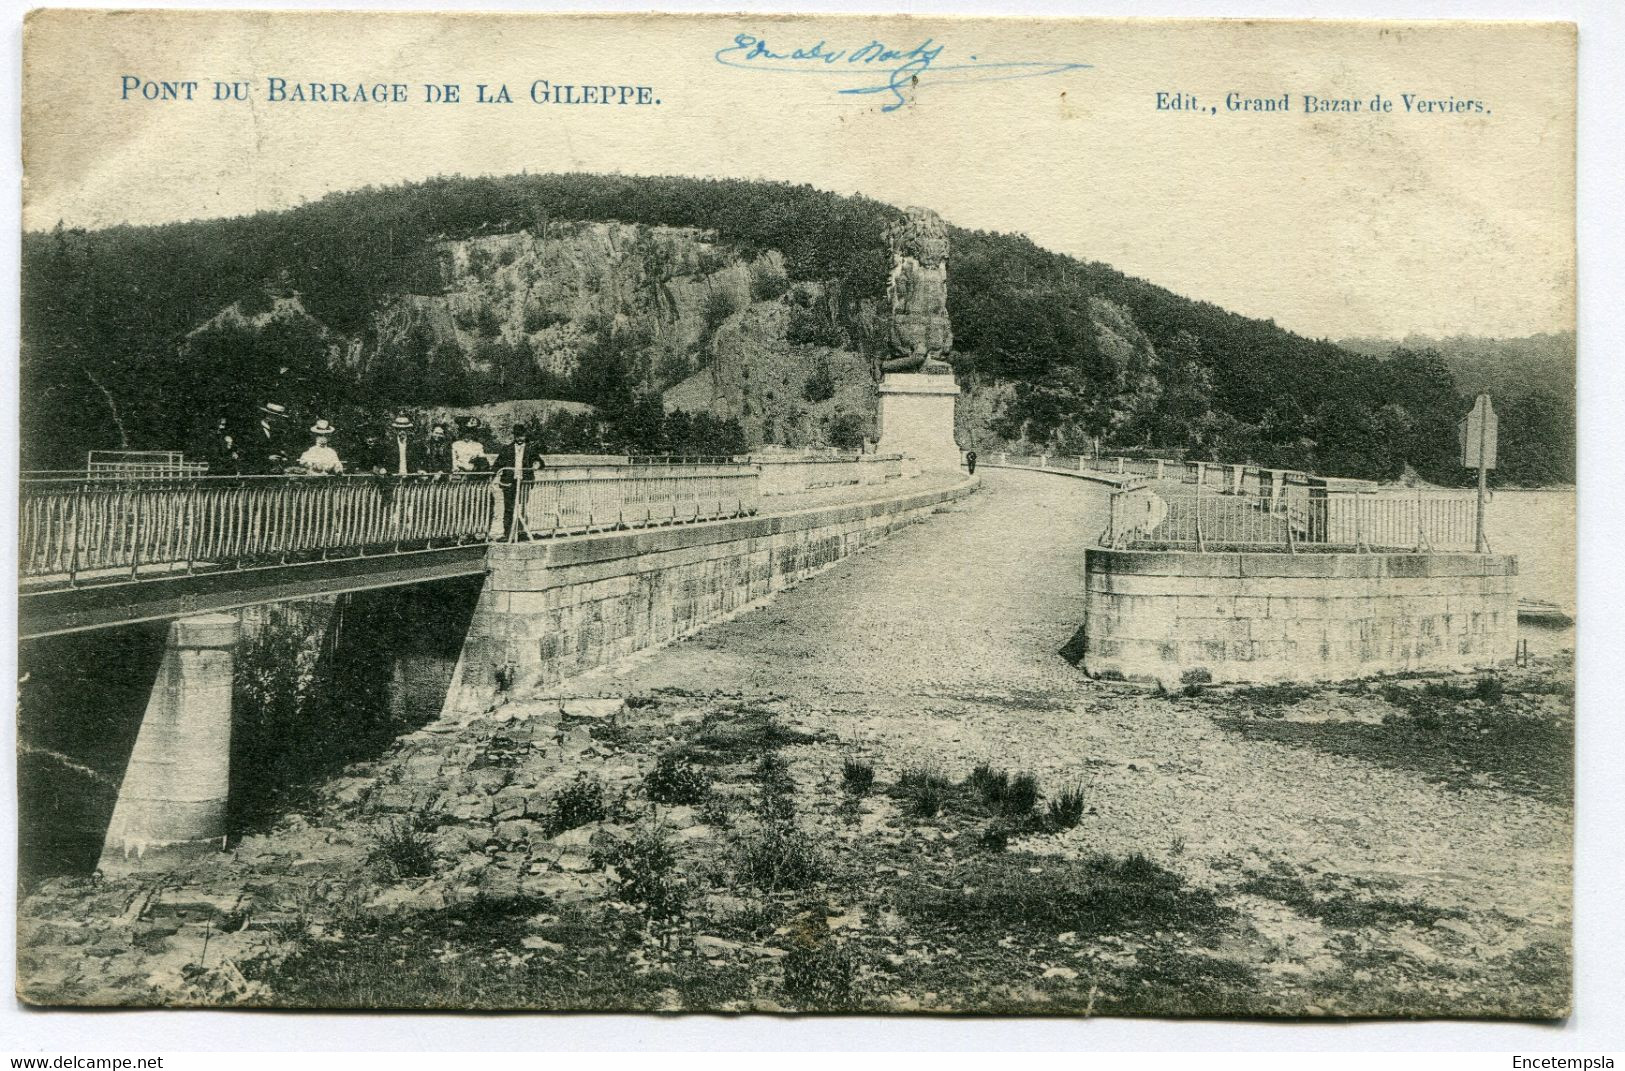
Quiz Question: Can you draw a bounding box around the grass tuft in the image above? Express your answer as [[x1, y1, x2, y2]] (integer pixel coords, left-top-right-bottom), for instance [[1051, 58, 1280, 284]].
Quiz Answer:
[[967, 763, 1040, 817], [737, 820, 824, 892], [841, 757, 876, 796], [895, 766, 954, 818], [1045, 784, 1087, 830]]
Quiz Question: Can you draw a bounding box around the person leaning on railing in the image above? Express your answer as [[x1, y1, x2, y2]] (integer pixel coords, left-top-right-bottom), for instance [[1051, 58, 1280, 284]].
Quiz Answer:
[[452, 416, 490, 474], [424, 422, 454, 474], [494, 422, 545, 540], [244, 401, 297, 475], [298, 418, 345, 475]]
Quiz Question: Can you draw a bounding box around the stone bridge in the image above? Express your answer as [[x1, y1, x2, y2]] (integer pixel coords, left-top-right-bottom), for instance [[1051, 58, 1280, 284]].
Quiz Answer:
[[19, 441, 1518, 876]]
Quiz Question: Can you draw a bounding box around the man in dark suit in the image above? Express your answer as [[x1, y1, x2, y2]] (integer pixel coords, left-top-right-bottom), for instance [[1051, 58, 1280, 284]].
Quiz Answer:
[[424, 422, 454, 474], [245, 402, 296, 475], [493, 423, 544, 539], [199, 415, 242, 476]]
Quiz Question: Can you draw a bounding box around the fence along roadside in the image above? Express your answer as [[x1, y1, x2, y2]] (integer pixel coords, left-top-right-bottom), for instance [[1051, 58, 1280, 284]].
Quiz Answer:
[[19, 462, 763, 589], [980, 452, 1482, 553]]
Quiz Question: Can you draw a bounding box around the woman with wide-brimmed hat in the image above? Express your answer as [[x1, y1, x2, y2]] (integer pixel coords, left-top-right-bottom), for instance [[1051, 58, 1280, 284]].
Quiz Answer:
[[452, 415, 490, 473], [298, 418, 345, 475]]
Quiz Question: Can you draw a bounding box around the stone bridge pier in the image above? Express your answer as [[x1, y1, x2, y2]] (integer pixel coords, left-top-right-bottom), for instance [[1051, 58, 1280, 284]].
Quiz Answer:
[[99, 612, 240, 873]]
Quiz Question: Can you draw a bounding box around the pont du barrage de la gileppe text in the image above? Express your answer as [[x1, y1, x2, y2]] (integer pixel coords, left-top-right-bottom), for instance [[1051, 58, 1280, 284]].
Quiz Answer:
[[118, 76, 662, 107]]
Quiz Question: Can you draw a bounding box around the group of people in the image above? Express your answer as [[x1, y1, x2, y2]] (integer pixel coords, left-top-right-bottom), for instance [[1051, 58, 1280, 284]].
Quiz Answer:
[[198, 403, 545, 481], [198, 403, 548, 538]]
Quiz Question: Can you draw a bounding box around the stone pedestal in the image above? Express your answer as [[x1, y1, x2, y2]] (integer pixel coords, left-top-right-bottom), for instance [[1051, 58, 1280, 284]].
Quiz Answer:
[[876, 373, 962, 472], [100, 613, 240, 872]]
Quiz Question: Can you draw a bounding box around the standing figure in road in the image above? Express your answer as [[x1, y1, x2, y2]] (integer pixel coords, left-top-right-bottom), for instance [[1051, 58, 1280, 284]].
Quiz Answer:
[[298, 418, 345, 474], [965, 449, 978, 475], [494, 422, 544, 540]]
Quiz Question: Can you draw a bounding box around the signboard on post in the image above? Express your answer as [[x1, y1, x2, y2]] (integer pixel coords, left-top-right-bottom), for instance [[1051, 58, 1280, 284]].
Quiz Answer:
[[1459, 393, 1498, 470]]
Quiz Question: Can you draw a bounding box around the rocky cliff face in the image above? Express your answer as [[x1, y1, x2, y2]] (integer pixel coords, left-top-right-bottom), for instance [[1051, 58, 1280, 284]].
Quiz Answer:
[[187, 213, 1161, 453], [379, 222, 770, 385], [354, 222, 874, 448]]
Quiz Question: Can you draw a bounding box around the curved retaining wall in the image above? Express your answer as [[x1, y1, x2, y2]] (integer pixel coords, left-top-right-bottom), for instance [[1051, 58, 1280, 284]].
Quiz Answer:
[[445, 476, 978, 713], [1082, 547, 1518, 687]]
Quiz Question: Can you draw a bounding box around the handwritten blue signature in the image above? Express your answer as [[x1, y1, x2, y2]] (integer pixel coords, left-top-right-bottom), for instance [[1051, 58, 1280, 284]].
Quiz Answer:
[[714, 34, 1091, 112]]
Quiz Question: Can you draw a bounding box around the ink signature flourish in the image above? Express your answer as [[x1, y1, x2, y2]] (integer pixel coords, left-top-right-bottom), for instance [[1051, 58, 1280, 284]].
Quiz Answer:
[[714, 34, 1091, 112]]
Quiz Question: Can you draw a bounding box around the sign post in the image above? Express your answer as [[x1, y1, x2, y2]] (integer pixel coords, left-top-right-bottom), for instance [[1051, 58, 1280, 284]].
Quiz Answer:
[[1458, 393, 1497, 553]]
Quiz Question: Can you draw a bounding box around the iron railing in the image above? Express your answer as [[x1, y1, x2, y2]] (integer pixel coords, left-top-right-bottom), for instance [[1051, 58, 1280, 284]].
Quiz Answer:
[[626, 454, 743, 465], [85, 450, 210, 481], [1104, 487, 1481, 553], [975, 453, 1481, 553], [981, 451, 1333, 495], [19, 474, 497, 586], [515, 463, 759, 538], [21, 462, 764, 589]]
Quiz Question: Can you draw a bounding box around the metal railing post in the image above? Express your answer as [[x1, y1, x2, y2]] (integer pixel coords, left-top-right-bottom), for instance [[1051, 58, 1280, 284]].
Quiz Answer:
[[1194, 478, 1207, 552]]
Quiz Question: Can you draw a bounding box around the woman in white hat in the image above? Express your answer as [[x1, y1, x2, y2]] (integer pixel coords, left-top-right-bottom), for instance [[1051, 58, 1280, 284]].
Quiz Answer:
[[298, 418, 345, 475]]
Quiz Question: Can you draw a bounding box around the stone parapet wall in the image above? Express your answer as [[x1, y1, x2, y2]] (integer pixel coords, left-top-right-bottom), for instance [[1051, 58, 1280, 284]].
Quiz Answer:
[[1082, 548, 1518, 688], [444, 477, 976, 712], [751, 453, 904, 496]]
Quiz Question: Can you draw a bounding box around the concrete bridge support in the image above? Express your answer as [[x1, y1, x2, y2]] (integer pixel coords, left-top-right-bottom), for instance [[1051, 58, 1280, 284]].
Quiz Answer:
[[100, 612, 240, 873]]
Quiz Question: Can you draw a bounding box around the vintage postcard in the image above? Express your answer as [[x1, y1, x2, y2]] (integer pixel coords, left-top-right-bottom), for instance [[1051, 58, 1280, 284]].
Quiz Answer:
[[15, 9, 1576, 1017]]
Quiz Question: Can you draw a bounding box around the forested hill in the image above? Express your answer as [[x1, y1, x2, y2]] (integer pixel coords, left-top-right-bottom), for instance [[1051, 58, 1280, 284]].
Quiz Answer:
[[21, 172, 1572, 486], [1338, 332, 1576, 400], [1335, 332, 1575, 486]]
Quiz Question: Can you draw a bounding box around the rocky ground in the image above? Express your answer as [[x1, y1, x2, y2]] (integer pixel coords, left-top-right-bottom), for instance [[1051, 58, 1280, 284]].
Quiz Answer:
[[16, 469, 1573, 1015]]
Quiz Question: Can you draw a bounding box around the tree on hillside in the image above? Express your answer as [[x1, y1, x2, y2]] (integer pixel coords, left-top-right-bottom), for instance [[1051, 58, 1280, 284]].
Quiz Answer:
[[1138, 332, 1218, 454], [1495, 389, 1575, 486]]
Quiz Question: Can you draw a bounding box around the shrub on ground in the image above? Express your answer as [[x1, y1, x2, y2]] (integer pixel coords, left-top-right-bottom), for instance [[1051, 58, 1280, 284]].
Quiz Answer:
[[543, 773, 606, 836], [750, 263, 790, 303], [644, 752, 712, 805], [368, 814, 438, 882], [593, 825, 687, 924], [737, 820, 824, 892]]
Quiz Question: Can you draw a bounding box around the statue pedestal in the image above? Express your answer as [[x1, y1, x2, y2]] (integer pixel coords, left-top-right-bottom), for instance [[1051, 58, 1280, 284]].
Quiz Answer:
[[877, 373, 961, 473]]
